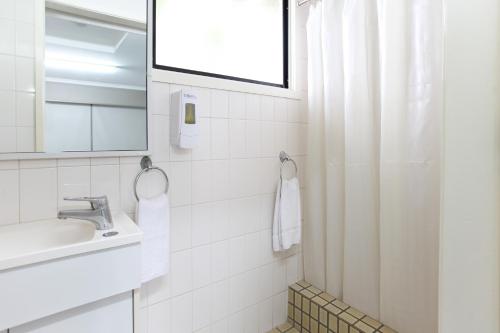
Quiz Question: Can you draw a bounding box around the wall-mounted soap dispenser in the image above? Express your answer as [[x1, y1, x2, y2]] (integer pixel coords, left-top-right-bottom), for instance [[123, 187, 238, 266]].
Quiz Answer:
[[170, 90, 199, 149]]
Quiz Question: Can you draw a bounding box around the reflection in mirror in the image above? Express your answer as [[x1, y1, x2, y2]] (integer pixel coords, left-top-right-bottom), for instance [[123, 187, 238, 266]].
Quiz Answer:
[[42, 3, 147, 152]]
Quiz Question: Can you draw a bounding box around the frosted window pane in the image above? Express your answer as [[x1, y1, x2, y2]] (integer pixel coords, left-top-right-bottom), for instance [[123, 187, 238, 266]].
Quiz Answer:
[[155, 0, 285, 86]]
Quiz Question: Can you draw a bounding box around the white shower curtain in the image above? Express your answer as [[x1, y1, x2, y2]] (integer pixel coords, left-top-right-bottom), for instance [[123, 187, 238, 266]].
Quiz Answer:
[[304, 1, 443, 332]]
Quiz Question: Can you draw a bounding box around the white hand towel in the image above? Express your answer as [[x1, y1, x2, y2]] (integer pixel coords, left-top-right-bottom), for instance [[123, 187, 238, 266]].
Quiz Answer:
[[273, 177, 302, 251], [136, 193, 170, 283]]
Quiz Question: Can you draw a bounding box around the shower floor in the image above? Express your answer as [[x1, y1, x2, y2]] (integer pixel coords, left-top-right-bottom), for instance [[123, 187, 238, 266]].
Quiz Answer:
[[267, 322, 299, 333]]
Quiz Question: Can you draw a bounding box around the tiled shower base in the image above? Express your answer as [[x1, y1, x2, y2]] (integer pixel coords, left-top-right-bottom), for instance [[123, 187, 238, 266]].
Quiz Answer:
[[268, 281, 397, 333]]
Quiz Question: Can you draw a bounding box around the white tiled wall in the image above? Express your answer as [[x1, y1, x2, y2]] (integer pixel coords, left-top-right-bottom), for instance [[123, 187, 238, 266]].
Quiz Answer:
[[0, 3, 309, 333], [0, 0, 36, 152], [138, 81, 308, 333], [0, 87, 307, 332]]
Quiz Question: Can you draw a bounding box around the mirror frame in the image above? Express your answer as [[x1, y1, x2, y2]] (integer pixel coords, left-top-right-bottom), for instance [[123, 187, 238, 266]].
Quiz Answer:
[[0, 0, 152, 161]]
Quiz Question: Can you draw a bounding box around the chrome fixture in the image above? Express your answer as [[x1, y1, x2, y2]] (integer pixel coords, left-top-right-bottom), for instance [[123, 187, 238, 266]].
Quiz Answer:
[[279, 151, 298, 179], [134, 156, 169, 201], [297, 0, 313, 6], [58, 196, 113, 230]]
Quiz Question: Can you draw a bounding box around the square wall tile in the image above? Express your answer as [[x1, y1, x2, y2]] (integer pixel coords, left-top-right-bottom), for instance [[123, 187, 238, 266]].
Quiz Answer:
[[15, 56, 34, 92], [0, 127, 16, 153], [211, 279, 229, 321], [0, 54, 15, 90], [260, 96, 274, 121], [58, 166, 91, 209], [191, 161, 212, 204], [210, 89, 229, 118], [0, 169, 19, 225], [287, 99, 301, 123], [147, 272, 172, 306], [229, 119, 246, 158], [274, 123, 287, 155], [0, 0, 15, 19], [211, 320, 228, 333], [211, 200, 230, 241], [272, 260, 288, 294], [16, 126, 34, 152], [286, 254, 300, 285], [245, 94, 261, 120], [192, 244, 212, 288], [259, 298, 274, 333], [211, 240, 229, 282], [273, 291, 288, 327], [171, 292, 193, 333], [191, 202, 212, 246], [152, 114, 170, 162], [150, 82, 170, 116], [210, 118, 229, 159], [261, 121, 276, 157], [258, 263, 274, 301], [242, 304, 260, 333], [229, 235, 248, 276], [91, 164, 120, 212], [170, 162, 191, 207], [274, 98, 287, 122], [229, 196, 262, 237], [170, 206, 192, 252], [0, 19, 15, 55], [0, 90, 15, 126], [211, 160, 230, 201], [193, 285, 211, 331], [15, 21, 34, 57], [119, 163, 141, 213], [228, 91, 245, 119], [192, 117, 211, 160], [148, 299, 171, 333], [171, 249, 192, 296], [16, 92, 34, 127], [90, 157, 119, 166], [20, 167, 57, 222], [15, 0, 35, 23], [229, 159, 261, 198], [246, 120, 262, 158]]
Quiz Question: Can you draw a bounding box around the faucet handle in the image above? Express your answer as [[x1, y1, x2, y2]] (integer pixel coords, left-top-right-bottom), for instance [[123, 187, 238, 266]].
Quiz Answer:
[[63, 196, 109, 209]]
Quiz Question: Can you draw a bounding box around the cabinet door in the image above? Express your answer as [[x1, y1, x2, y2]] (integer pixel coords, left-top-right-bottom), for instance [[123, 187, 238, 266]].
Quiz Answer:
[[44, 102, 92, 152], [92, 105, 147, 151], [10, 292, 133, 333]]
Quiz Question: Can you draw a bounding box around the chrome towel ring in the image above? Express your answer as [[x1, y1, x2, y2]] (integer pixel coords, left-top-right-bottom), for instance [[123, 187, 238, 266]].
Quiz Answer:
[[134, 156, 169, 201], [279, 151, 298, 179]]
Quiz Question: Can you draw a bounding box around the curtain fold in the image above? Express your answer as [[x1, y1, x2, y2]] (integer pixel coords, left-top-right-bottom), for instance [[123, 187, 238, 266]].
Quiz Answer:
[[304, 0, 443, 332]]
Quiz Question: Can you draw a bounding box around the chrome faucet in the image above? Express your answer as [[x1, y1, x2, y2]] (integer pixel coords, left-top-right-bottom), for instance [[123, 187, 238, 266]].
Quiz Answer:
[[58, 196, 114, 230]]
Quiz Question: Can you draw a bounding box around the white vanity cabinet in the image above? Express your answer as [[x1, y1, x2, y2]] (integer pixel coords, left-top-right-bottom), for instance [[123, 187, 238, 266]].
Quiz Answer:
[[0, 213, 142, 332], [10, 293, 133, 333]]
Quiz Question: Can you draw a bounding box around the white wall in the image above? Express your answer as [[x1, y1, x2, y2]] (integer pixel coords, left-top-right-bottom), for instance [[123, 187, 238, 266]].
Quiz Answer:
[[439, 0, 500, 332], [0, 5, 309, 333]]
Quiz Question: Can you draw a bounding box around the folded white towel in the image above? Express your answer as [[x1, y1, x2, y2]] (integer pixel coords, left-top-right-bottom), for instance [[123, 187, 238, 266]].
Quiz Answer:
[[137, 193, 170, 283], [273, 177, 302, 252]]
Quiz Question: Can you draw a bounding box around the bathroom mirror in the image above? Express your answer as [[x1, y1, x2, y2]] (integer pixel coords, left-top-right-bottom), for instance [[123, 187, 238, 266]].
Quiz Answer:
[[0, 0, 148, 157]]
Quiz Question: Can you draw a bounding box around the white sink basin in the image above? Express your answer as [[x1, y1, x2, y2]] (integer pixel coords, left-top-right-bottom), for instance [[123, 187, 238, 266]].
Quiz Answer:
[[0, 212, 143, 330], [0, 212, 142, 271]]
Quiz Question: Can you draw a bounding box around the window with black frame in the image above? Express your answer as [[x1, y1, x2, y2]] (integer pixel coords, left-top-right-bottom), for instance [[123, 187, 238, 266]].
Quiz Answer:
[[153, 0, 289, 88]]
